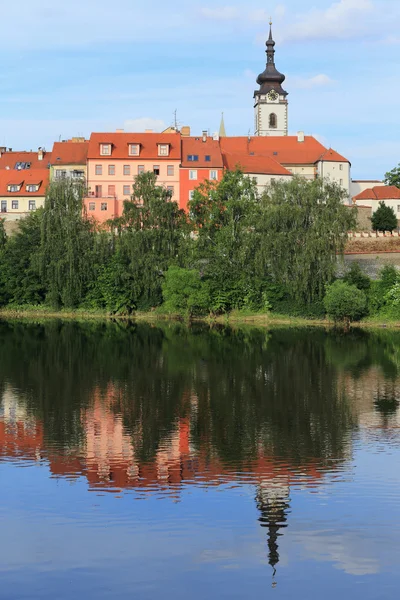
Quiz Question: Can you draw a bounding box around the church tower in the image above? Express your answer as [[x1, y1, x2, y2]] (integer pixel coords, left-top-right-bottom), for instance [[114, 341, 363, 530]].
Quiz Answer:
[[254, 23, 288, 136]]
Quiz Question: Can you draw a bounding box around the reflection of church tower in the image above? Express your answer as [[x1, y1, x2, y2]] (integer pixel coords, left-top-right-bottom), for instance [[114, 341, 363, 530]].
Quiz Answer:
[[256, 480, 290, 581], [254, 22, 288, 137]]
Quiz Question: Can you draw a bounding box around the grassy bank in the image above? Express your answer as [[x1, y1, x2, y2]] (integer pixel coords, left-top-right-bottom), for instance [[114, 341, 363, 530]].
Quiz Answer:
[[2, 304, 400, 330]]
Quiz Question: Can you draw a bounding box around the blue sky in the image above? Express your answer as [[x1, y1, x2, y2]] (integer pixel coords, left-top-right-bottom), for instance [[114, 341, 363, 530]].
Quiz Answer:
[[0, 0, 399, 179]]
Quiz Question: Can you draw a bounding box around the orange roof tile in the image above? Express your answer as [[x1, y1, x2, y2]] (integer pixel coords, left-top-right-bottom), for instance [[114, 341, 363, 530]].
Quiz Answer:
[[222, 152, 292, 176], [51, 141, 89, 166], [318, 147, 349, 163], [88, 132, 181, 160], [181, 136, 223, 168], [0, 150, 52, 171], [353, 185, 400, 201], [219, 136, 349, 166], [0, 169, 50, 197]]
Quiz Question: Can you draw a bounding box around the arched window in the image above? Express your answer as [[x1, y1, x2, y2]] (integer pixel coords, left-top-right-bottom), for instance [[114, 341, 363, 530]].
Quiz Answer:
[[269, 113, 277, 129]]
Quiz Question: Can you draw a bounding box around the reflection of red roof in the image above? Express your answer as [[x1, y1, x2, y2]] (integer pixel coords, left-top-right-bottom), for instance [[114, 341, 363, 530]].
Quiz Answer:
[[51, 141, 89, 166], [222, 153, 292, 176], [181, 137, 223, 168], [0, 151, 52, 170], [220, 136, 349, 166], [0, 169, 50, 196], [88, 132, 181, 160], [353, 185, 400, 201]]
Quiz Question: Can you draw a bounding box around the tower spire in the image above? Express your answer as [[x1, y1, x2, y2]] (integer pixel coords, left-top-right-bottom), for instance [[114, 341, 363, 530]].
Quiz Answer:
[[219, 112, 226, 138]]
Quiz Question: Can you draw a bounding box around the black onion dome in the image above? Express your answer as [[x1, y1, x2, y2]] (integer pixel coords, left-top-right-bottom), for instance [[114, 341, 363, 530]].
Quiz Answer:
[[256, 24, 288, 96]]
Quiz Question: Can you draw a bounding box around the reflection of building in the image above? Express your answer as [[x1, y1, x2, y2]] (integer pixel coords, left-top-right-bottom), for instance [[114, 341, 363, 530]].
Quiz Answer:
[[0, 387, 43, 462]]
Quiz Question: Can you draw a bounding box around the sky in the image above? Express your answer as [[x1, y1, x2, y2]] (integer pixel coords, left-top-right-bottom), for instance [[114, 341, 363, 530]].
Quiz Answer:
[[0, 0, 399, 179]]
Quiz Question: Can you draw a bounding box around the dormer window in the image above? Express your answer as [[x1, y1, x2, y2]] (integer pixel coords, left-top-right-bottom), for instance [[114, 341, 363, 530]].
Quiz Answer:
[[27, 184, 39, 193], [8, 184, 21, 192], [129, 144, 140, 156], [158, 144, 170, 157], [100, 144, 111, 156]]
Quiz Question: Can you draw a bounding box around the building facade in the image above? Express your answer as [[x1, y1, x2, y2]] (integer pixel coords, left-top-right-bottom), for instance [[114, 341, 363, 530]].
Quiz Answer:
[[50, 138, 88, 182]]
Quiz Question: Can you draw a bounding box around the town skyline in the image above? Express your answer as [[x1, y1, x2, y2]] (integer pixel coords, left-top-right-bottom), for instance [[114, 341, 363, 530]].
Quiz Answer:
[[1, 0, 399, 180]]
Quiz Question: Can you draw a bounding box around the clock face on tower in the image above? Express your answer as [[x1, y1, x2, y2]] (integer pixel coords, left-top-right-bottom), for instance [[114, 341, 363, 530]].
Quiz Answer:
[[268, 90, 278, 102]]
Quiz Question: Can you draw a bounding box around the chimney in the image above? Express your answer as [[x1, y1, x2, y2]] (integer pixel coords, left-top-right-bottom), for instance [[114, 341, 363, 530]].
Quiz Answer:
[[202, 130, 208, 142], [181, 126, 191, 137], [212, 132, 219, 141], [297, 131, 305, 143], [145, 129, 153, 133], [38, 147, 44, 160], [116, 129, 124, 133]]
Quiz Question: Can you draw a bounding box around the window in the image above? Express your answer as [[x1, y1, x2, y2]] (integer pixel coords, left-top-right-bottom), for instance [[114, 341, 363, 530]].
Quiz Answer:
[[205, 155, 211, 162], [167, 165, 174, 176], [189, 170, 197, 180], [123, 185, 131, 195], [8, 184, 20, 192], [95, 185, 102, 198], [95, 164, 102, 176], [108, 185, 115, 196], [72, 170, 84, 179], [100, 144, 111, 156], [12, 200, 18, 210], [29, 200, 36, 211], [339, 164, 343, 171], [187, 155, 199, 162], [167, 186, 174, 196], [209, 170, 218, 181], [153, 165, 160, 176], [89, 202, 95, 211], [340, 179, 343, 186], [397, 205, 400, 213], [1, 201, 7, 213], [108, 165, 115, 176], [158, 144, 170, 156], [27, 185, 38, 192], [269, 113, 277, 129], [129, 144, 140, 156], [189, 190, 195, 201], [138, 165, 145, 174], [55, 169, 67, 179], [101, 203, 108, 211], [123, 165, 131, 176]]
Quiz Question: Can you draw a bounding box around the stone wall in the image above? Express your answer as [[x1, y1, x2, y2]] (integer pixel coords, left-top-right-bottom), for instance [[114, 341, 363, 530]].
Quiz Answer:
[[339, 253, 400, 279]]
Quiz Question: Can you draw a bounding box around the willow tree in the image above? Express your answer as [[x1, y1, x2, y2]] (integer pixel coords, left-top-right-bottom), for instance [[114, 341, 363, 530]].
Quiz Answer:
[[39, 178, 97, 308], [257, 177, 356, 303]]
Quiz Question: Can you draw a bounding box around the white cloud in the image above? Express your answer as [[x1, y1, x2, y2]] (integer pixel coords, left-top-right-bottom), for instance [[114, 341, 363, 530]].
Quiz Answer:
[[289, 74, 336, 89], [278, 0, 376, 42]]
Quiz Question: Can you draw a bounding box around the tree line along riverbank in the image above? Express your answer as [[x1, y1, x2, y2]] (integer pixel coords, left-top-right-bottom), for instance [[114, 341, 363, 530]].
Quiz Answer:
[[1, 170, 400, 327]]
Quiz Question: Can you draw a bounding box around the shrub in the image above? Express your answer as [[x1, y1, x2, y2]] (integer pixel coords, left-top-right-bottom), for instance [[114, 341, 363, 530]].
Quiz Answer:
[[324, 281, 367, 326], [371, 201, 398, 233], [343, 262, 371, 291], [162, 267, 211, 316], [368, 265, 399, 315]]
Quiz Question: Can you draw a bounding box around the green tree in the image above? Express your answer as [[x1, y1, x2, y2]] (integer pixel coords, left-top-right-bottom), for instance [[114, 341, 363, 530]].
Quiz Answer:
[[39, 178, 98, 308], [0, 211, 45, 306], [324, 280, 367, 326], [257, 177, 356, 303], [0, 218, 6, 249], [343, 261, 371, 291], [189, 170, 263, 311], [384, 164, 400, 188], [371, 201, 398, 233], [162, 266, 211, 316], [109, 172, 190, 311]]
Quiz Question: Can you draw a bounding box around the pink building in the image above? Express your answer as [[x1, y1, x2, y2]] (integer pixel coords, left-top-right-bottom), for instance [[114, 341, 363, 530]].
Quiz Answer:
[[85, 131, 181, 223]]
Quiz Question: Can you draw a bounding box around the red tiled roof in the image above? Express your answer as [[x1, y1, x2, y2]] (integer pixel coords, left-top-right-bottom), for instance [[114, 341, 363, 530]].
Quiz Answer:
[[353, 185, 400, 201], [0, 151, 52, 170], [181, 136, 223, 168], [51, 141, 89, 166], [219, 136, 349, 166], [222, 152, 292, 176], [0, 169, 50, 196], [88, 132, 181, 160], [318, 148, 349, 163]]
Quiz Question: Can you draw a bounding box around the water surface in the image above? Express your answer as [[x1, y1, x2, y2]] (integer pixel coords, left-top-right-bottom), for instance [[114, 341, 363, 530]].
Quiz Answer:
[[1, 321, 400, 599]]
